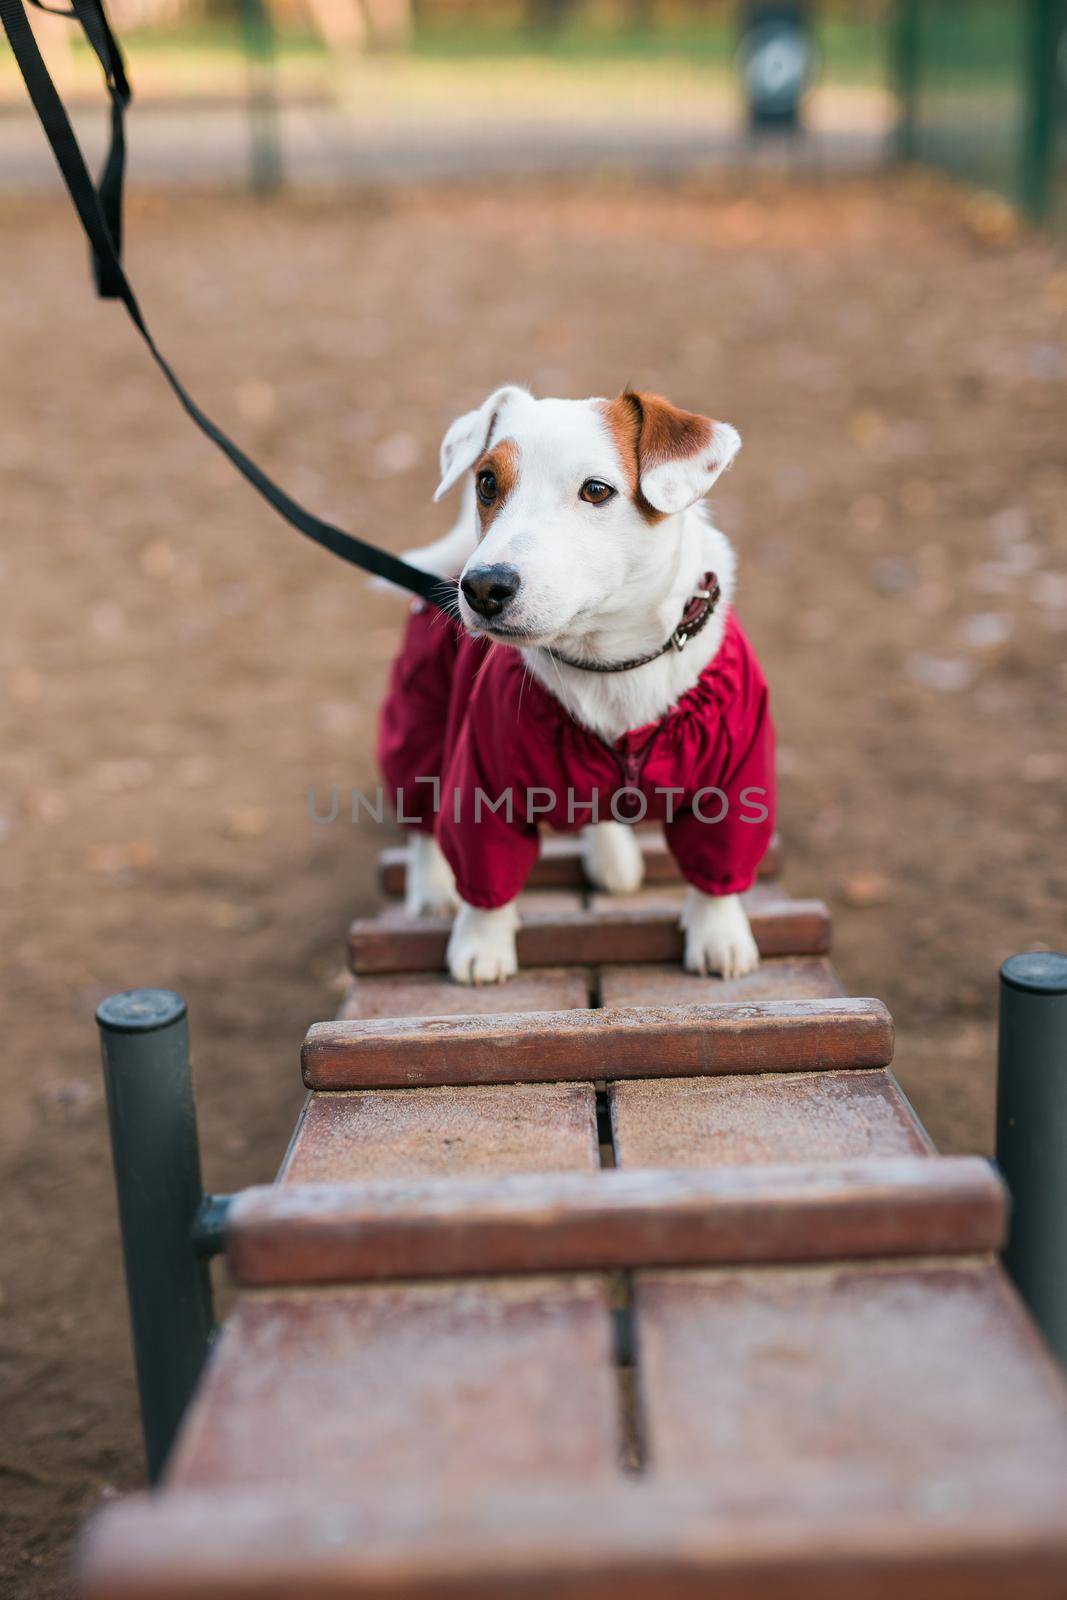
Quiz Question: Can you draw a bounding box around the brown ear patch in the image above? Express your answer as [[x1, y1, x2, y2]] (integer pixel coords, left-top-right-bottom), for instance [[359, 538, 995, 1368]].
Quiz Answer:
[[631, 390, 714, 470], [473, 438, 520, 535], [599, 394, 662, 525], [599, 391, 713, 524]]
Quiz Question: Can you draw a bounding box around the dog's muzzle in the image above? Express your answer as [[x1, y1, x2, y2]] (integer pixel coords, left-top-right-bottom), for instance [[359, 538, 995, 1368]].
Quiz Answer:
[[461, 564, 522, 620]]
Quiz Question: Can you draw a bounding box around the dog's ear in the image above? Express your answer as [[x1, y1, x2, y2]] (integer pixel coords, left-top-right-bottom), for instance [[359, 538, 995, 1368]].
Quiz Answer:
[[617, 390, 741, 516], [434, 385, 529, 502]]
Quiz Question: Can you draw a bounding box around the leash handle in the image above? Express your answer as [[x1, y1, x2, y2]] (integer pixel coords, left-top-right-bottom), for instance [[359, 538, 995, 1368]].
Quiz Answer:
[[1, 0, 451, 608]]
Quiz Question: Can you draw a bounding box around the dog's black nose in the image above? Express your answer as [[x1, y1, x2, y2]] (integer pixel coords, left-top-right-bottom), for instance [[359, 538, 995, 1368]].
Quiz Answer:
[[461, 564, 521, 619]]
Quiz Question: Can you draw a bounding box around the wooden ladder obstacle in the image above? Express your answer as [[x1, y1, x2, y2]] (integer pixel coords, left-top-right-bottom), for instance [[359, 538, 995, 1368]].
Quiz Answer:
[[79, 830, 1067, 1599]]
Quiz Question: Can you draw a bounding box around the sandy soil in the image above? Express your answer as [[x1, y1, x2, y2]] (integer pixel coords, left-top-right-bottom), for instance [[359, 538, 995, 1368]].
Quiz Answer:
[[0, 174, 1065, 1596]]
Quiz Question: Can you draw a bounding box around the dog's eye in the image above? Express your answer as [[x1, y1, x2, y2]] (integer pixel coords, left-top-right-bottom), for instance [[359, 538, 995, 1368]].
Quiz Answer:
[[476, 469, 498, 507], [580, 479, 616, 506]]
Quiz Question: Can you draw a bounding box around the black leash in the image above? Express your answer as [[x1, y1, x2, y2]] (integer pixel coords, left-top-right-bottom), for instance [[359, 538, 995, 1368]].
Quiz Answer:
[[0, 0, 451, 608]]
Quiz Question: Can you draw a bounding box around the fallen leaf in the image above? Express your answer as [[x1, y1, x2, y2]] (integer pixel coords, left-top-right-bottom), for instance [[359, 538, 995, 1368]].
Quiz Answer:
[[235, 378, 277, 424], [841, 872, 892, 908], [847, 409, 886, 447], [225, 806, 270, 840], [139, 539, 177, 580], [84, 840, 157, 874]]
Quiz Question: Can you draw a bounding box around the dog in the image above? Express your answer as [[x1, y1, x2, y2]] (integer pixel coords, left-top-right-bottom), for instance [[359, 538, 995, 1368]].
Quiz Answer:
[[378, 385, 775, 986]]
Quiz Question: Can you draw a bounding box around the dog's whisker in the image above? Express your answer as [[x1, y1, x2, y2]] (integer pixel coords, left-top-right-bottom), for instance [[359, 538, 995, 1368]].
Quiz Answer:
[[515, 660, 532, 723]]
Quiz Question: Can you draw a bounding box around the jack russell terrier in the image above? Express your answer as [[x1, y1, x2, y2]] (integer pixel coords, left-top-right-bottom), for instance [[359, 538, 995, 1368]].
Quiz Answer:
[[378, 385, 775, 985]]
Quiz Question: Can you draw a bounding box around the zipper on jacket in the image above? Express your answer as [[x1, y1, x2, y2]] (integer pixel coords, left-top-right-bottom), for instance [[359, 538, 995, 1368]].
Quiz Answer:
[[606, 731, 659, 820]]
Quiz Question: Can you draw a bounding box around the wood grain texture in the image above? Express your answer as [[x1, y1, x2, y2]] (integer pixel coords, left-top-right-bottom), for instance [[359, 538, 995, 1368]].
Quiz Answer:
[[335, 967, 592, 1021], [377, 889, 587, 925], [599, 956, 846, 1008], [302, 997, 893, 1090], [610, 1069, 932, 1170], [279, 1082, 600, 1183], [377, 829, 783, 897], [586, 882, 782, 916], [165, 1277, 618, 1490], [635, 1260, 1067, 1528], [226, 1157, 1005, 1285], [347, 898, 831, 975], [80, 1473, 1067, 1600]]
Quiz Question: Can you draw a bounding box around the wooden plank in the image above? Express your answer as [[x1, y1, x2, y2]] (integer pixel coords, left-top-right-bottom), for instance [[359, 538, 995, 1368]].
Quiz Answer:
[[302, 997, 892, 1090], [634, 1260, 1067, 1529], [378, 889, 588, 924], [79, 1481, 1067, 1600], [335, 967, 591, 1021], [587, 881, 783, 915], [279, 1082, 600, 1183], [377, 829, 783, 897], [226, 1157, 1005, 1286], [347, 898, 831, 976], [610, 1070, 933, 1170], [599, 955, 846, 1007], [166, 1277, 618, 1490]]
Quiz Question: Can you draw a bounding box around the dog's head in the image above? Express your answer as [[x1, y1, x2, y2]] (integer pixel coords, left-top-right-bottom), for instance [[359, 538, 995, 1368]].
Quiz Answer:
[[436, 385, 740, 648]]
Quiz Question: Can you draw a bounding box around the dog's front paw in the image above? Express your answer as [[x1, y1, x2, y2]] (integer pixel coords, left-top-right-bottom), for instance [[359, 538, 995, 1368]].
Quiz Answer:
[[581, 822, 646, 895], [405, 833, 459, 918], [681, 890, 760, 979], [447, 901, 519, 985]]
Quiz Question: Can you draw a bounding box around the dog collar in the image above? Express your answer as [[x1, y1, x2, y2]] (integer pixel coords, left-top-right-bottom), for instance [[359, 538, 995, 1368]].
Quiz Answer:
[[546, 572, 721, 674]]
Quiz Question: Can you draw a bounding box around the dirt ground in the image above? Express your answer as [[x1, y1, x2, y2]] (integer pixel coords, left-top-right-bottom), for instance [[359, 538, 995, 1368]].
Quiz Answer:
[[0, 173, 1065, 1597]]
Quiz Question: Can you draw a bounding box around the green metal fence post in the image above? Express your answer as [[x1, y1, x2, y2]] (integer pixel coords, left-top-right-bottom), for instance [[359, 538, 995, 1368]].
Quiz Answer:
[[890, 0, 921, 163], [1021, 0, 1062, 220], [97, 989, 215, 1482], [239, 0, 283, 196], [997, 952, 1067, 1369]]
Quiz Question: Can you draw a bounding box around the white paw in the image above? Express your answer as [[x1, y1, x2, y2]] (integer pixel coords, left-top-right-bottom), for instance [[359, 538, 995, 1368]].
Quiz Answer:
[[405, 833, 459, 918], [681, 890, 760, 979], [447, 901, 519, 985], [581, 822, 646, 895]]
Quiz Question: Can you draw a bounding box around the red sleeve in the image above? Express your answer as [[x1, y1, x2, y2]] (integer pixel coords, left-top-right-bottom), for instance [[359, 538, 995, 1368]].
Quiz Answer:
[[436, 664, 541, 910], [377, 603, 463, 834], [666, 673, 776, 897]]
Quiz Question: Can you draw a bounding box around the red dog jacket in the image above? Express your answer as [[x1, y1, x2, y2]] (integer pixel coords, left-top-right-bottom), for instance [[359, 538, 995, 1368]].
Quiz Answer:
[[379, 601, 776, 910]]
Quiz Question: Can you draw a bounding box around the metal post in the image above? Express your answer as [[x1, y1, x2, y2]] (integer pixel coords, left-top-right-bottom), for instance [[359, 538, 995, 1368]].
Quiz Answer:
[[997, 952, 1067, 1368], [738, 2, 816, 137], [239, 0, 283, 196], [1020, 0, 1062, 221], [97, 989, 215, 1482], [890, 0, 921, 164]]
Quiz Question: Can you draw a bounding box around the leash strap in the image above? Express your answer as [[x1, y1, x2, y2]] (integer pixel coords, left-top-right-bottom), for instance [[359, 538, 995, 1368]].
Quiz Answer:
[[0, 0, 451, 607]]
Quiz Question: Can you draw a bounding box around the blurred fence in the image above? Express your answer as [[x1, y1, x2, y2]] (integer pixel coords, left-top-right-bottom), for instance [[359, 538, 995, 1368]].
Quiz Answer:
[[2, 0, 896, 193], [7, 0, 1067, 225], [894, 0, 1067, 228], [10, 0, 892, 83]]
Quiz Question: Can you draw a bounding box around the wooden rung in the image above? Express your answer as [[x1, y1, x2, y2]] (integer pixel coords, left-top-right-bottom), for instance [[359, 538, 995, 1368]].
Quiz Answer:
[[302, 997, 893, 1090], [376, 829, 783, 896], [225, 1156, 1005, 1285], [78, 1477, 1067, 1600], [347, 897, 831, 976]]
